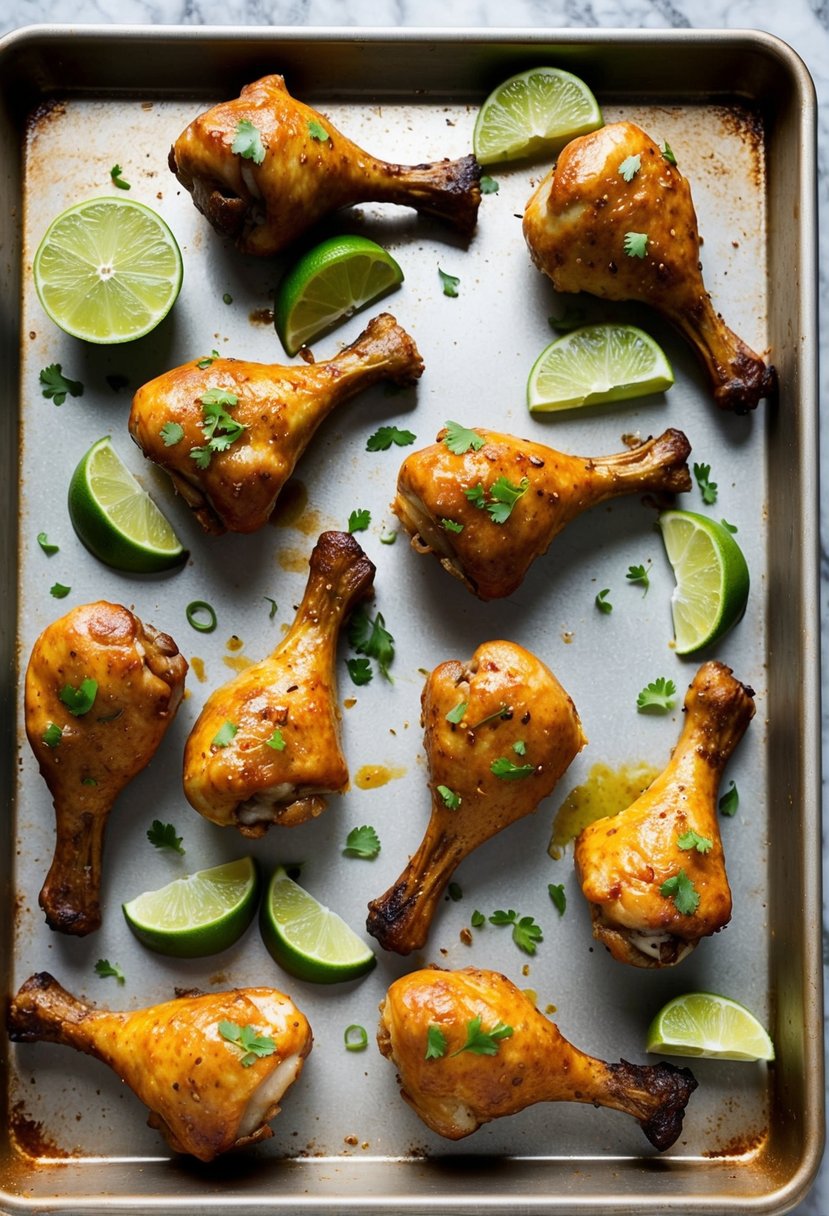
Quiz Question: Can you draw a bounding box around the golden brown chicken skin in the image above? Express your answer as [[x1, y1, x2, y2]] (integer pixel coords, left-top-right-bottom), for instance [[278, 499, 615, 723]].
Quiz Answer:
[[129, 312, 423, 535], [394, 425, 691, 600], [523, 122, 776, 413], [169, 74, 482, 256], [378, 966, 697, 1150], [183, 531, 374, 835], [8, 972, 312, 1162], [24, 602, 187, 936], [574, 661, 755, 967], [367, 641, 585, 954]]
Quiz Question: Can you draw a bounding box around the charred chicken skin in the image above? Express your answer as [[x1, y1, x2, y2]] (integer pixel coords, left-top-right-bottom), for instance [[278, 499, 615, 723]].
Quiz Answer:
[[8, 972, 312, 1162], [169, 74, 482, 256], [394, 425, 691, 600], [574, 661, 755, 968], [523, 122, 776, 413], [378, 966, 697, 1150], [24, 602, 187, 937], [367, 641, 585, 954], [129, 312, 423, 535], [183, 531, 374, 835]]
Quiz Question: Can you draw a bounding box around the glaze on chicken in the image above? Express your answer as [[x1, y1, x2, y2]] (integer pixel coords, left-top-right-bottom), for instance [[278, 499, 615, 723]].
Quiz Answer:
[[183, 531, 374, 835], [129, 312, 423, 535], [574, 661, 755, 967], [378, 966, 697, 1150], [24, 602, 187, 936], [8, 972, 312, 1162], [169, 74, 482, 255], [523, 122, 776, 413], [367, 641, 585, 954], [394, 425, 691, 599]]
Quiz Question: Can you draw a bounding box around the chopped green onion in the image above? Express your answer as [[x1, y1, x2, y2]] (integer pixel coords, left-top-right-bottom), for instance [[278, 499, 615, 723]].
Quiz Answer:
[[344, 1024, 368, 1052], [186, 600, 217, 633]]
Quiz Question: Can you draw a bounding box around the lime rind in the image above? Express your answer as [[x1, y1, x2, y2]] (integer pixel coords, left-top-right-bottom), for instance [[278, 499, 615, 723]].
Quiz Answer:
[[527, 323, 674, 413], [260, 867, 376, 984], [474, 67, 603, 165], [646, 991, 775, 1061], [658, 510, 750, 655], [123, 858, 259, 958]]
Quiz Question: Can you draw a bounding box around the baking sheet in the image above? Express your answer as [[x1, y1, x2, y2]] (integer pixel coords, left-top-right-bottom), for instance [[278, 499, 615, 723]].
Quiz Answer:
[[0, 24, 821, 1215]]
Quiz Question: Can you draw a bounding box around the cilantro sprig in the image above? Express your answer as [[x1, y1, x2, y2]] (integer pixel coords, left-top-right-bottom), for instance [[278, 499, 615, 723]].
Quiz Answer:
[[348, 607, 394, 681], [147, 820, 185, 854], [618, 154, 641, 182], [232, 119, 266, 164], [348, 508, 371, 533], [464, 475, 529, 525], [218, 1020, 277, 1067], [626, 562, 651, 594], [443, 420, 484, 456], [436, 784, 462, 810], [489, 908, 543, 955], [719, 781, 739, 817], [95, 959, 125, 983], [344, 824, 381, 859], [693, 462, 718, 504], [39, 364, 83, 405], [660, 869, 700, 916], [59, 678, 98, 717], [366, 425, 416, 452], [677, 828, 713, 854], [212, 721, 238, 748], [190, 389, 246, 469], [636, 677, 677, 713], [624, 231, 649, 258], [490, 756, 535, 780], [453, 1016, 514, 1056]]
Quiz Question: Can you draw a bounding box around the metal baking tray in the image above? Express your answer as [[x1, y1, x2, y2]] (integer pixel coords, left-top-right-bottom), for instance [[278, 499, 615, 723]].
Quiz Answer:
[[0, 24, 821, 1215]]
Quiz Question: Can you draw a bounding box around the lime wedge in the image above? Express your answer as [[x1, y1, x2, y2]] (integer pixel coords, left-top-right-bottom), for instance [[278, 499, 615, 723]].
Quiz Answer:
[[274, 234, 404, 356], [658, 510, 750, 655], [68, 435, 186, 573], [473, 66, 603, 166], [33, 197, 183, 343], [260, 867, 376, 984], [123, 857, 259, 958], [646, 992, 775, 1061], [527, 323, 674, 413]]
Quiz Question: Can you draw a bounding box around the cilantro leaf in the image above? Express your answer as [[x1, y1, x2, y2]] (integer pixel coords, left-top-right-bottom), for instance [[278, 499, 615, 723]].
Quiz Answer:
[[448, 882, 463, 901], [468, 704, 511, 731], [470, 909, 485, 928], [464, 483, 487, 509], [42, 722, 62, 748], [486, 476, 529, 524], [441, 518, 464, 534], [548, 883, 567, 916], [110, 164, 131, 190], [425, 1024, 448, 1060], [662, 141, 677, 166], [197, 349, 220, 369], [348, 608, 394, 680], [452, 1015, 514, 1056], [659, 868, 700, 916], [265, 727, 286, 751], [218, 1020, 277, 1067], [595, 587, 612, 614], [366, 425, 416, 452], [721, 518, 738, 533], [39, 363, 83, 406], [490, 756, 535, 780], [146, 819, 185, 854], [160, 421, 184, 447], [480, 175, 499, 194], [190, 388, 245, 468], [677, 828, 713, 854], [693, 462, 718, 504], [438, 267, 460, 297], [344, 824, 381, 859], [444, 421, 485, 455], [626, 562, 650, 594], [50, 582, 71, 599], [618, 154, 641, 182], [512, 740, 526, 755], [437, 784, 462, 810], [308, 119, 329, 142], [95, 959, 125, 983], [59, 677, 98, 717], [37, 532, 59, 556], [231, 119, 266, 164], [346, 657, 373, 686], [348, 508, 371, 533], [212, 721, 238, 748], [636, 677, 677, 713], [623, 231, 649, 258], [445, 700, 468, 724], [489, 908, 543, 954], [719, 781, 739, 817]]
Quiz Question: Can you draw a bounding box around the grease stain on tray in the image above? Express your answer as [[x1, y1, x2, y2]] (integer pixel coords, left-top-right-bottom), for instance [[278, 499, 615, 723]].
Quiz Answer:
[[548, 760, 660, 857], [354, 764, 407, 789]]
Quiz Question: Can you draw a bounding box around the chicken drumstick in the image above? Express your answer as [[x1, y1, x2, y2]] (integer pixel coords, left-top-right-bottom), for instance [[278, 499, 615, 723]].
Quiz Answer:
[[8, 972, 312, 1162], [25, 602, 187, 936], [574, 661, 755, 967], [170, 74, 482, 256], [129, 312, 423, 535], [367, 641, 585, 954], [378, 966, 697, 1150], [523, 122, 776, 413], [184, 531, 374, 835], [394, 425, 691, 600]]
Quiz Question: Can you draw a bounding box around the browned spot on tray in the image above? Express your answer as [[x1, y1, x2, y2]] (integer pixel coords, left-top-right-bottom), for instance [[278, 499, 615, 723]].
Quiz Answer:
[[10, 1102, 70, 1159], [190, 656, 206, 683], [277, 547, 310, 574], [249, 307, 274, 326], [703, 1128, 767, 1159]]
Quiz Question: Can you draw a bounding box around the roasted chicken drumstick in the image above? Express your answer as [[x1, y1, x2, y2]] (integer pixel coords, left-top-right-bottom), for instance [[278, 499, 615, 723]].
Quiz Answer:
[[8, 972, 312, 1162], [129, 312, 423, 535], [184, 531, 374, 835], [523, 122, 776, 413], [25, 602, 187, 936], [574, 661, 755, 968], [169, 74, 482, 255], [367, 641, 584, 954], [378, 966, 697, 1150], [394, 425, 691, 599]]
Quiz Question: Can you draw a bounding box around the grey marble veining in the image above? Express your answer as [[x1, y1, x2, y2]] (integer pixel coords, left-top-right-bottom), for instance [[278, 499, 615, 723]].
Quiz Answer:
[[1, 1, 826, 1213]]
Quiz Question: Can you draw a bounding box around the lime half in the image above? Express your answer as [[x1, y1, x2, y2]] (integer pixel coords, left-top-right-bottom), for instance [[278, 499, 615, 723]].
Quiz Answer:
[[33, 197, 183, 343], [646, 992, 774, 1061], [123, 857, 259, 958], [658, 510, 749, 655], [260, 867, 376, 984], [275, 235, 404, 356], [473, 66, 603, 165], [527, 323, 674, 413], [68, 436, 186, 573]]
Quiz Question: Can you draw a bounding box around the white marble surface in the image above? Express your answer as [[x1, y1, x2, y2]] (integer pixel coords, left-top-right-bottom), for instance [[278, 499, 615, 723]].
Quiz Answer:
[[0, 1, 825, 1213]]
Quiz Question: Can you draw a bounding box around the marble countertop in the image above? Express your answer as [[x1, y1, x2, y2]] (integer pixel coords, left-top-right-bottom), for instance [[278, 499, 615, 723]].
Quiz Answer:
[[1, 1, 825, 1213]]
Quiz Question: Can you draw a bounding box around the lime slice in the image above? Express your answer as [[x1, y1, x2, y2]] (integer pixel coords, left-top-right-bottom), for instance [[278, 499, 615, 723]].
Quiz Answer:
[[527, 323, 674, 413], [274, 235, 404, 356], [123, 858, 259, 958], [646, 992, 775, 1061], [658, 510, 750, 655], [33, 197, 183, 344], [473, 66, 603, 166], [68, 435, 186, 573], [260, 867, 376, 984]]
